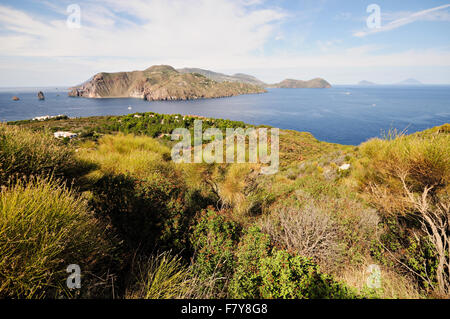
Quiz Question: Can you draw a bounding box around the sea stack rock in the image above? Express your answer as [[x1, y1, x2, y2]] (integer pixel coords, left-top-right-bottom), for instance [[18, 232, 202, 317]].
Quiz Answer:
[[12, 96, 20, 101], [38, 91, 45, 100]]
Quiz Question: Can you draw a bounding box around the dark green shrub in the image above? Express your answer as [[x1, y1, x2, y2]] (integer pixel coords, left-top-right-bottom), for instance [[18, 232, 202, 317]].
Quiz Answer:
[[258, 250, 356, 299], [90, 171, 190, 253], [228, 226, 354, 299], [229, 226, 272, 298], [189, 210, 241, 288]]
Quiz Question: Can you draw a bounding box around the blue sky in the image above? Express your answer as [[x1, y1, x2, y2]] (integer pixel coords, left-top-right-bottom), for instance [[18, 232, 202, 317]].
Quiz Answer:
[[0, 0, 449, 86]]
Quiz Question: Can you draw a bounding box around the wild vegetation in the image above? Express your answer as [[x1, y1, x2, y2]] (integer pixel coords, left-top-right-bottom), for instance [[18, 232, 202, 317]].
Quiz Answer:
[[0, 114, 448, 299]]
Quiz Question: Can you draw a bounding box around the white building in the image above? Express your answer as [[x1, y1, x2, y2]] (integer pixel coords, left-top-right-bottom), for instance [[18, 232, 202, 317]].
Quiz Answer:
[[54, 131, 78, 139]]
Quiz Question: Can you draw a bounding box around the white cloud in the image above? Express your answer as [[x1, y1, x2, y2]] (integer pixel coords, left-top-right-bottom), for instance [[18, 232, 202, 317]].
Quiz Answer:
[[0, 0, 286, 60], [354, 4, 450, 37], [0, 1, 450, 86]]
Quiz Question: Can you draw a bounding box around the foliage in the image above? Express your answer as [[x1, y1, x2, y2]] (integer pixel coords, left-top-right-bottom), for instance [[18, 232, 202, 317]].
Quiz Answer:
[[355, 128, 449, 295], [189, 209, 241, 293], [228, 226, 272, 298], [126, 252, 191, 299], [258, 250, 356, 299], [0, 124, 89, 185], [0, 178, 115, 298]]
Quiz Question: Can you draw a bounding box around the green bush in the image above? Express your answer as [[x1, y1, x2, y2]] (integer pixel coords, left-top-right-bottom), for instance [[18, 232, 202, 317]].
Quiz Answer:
[[229, 226, 272, 298], [189, 209, 241, 290], [229, 227, 354, 299], [90, 171, 190, 253], [258, 250, 356, 299], [0, 178, 114, 298]]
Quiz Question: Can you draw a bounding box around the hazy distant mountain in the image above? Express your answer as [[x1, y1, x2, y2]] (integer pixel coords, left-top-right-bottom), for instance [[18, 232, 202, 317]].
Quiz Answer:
[[269, 78, 331, 89], [230, 73, 267, 86], [358, 80, 377, 86], [69, 65, 266, 101], [178, 68, 331, 89], [395, 78, 423, 85], [177, 68, 266, 86]]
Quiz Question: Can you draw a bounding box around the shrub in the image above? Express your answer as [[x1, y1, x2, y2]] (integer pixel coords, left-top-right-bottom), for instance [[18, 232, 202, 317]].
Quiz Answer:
[[90, 171, 189, 253], [260, 206, 341, 271], [258, 250, 356, 299], [0, 178, 114, 298], [189, 209, 241, 294], [228, 226, 272, 298]]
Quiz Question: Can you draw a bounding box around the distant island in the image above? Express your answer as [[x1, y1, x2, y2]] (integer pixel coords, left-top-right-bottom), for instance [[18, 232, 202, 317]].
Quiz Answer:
[[178, 68, 331, 89], [69, 65, 331, 101], [395, 78, 423, 85], [268, 78, 331, 89], [69, 65, 267, 101], [357, 79, 424, 86], [177, 68, 266, 87]]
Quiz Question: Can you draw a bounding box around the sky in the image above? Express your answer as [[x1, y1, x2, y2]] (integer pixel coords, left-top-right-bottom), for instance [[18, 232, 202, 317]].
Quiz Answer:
[[0, 0, 449, 86]]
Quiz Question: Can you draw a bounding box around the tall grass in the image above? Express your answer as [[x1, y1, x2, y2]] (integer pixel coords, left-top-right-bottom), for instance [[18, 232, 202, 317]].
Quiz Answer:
[[0, 177, 113, 298], [126, 251, 222, 299], [353, 127, 450, 296], [355, 129, 449, 214], [78, 133, 173, 179], [0, 124, 86, 185]]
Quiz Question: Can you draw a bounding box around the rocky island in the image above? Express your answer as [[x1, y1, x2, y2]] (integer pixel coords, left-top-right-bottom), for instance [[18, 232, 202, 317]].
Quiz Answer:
[[269, 78, 331, 88], [178, 68, 332, 89], [69, 65, 267, 101]]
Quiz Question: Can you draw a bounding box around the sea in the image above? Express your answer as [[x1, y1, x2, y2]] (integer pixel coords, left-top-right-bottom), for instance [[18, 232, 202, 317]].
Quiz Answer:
[[0, 85, 449, 145]]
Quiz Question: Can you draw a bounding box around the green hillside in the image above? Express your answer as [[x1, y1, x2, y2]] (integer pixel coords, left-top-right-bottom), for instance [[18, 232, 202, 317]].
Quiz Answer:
[[1, 115, 449, 299]]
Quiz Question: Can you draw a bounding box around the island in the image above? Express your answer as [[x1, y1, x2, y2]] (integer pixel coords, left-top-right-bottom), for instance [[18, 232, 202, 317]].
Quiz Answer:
[[268, 78, 331, 88], [177, 68, 266, 86], [395, 78, 423, 85], [69, 65, 266, 101]]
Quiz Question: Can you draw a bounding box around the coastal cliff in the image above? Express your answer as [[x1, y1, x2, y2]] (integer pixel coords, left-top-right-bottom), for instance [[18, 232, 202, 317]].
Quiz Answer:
[[69, 65, 267, 101]]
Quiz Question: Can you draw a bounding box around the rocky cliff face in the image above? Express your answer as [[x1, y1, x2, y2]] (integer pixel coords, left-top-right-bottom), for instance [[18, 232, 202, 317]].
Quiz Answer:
[[69, 65, 266, 101], [269, 78, 331, 89]]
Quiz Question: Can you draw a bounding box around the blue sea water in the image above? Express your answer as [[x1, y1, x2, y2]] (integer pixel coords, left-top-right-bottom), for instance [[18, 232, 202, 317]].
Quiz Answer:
[[0, 86, 449, 145]]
